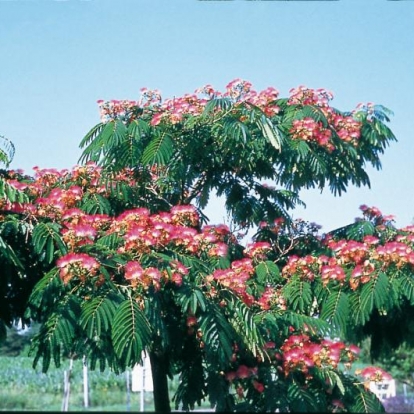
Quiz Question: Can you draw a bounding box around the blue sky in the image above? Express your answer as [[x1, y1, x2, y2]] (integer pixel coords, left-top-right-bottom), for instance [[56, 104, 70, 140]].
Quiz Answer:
[[1, 0, 413, 235]]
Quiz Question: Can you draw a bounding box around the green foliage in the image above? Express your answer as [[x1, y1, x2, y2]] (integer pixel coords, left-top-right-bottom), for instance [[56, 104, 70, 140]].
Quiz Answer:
[[223, 290, 265, 358], [283, 276, 313, 313], [81, 192, 113, 215], [320, 289, 349, 335], [32, 222, 67, 264], [287, 380, 323, 412], [199, 302, 236, 365], [345, 382, 385, 413], [0, 135, 15, 168], [80, 291, 123, 339], [0, 325, 36, 356], [176, 285, 207, 314], [142, 130, 174, 166], [111, 298, 152, 370], [30, 294, 80, 372], [77, 88, 396, 229]]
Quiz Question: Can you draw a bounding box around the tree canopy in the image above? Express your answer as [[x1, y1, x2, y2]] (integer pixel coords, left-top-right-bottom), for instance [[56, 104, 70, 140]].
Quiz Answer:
[[0, 79, 405, 413], [79, 80, 395, 227]]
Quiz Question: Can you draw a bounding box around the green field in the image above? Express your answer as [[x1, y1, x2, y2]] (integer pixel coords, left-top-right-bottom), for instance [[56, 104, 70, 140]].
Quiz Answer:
[[0, 356, 156, 411]]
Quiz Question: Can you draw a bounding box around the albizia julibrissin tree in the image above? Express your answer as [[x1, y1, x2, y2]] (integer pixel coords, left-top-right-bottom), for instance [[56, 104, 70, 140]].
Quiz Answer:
[[0, 80, 404, 412]]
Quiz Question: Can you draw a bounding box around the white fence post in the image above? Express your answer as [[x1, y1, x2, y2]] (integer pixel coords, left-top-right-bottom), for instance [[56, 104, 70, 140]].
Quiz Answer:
[[131, 353, 153, 412], [61, 358, 74, 412], [83, 356, 89, 408]]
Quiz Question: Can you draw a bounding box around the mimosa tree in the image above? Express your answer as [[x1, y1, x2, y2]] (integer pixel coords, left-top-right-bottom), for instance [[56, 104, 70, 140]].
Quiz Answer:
[[0, 80, 406, 412]]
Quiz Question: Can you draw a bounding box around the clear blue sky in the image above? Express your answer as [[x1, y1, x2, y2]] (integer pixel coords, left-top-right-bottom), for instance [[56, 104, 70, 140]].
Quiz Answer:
[[1, 0, 413, 234]]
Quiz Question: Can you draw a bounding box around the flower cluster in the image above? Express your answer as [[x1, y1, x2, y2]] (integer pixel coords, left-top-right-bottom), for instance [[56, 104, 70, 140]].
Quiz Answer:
[[70, 162, 103, 188], [111, 206, 228, 260], [331, 112, 361, 143], [359, 204, 395, 225], [35, 186, 83, 218], [243, 241, 272, 260], [282, 255, 320, 282], [256, 286, 286, 311], [150, 93, 208, 126], [124, 261, 162, 291], [224, 364, 265, 397], [356, 366, 392, 383], [326, 211, 414, 290], [280, 334, 360, 378], [327, 239, 369, 265], [208, 258, 255, 306], [353, 102, 376, 121], [290, 118, 333, 150], [2, 163, 141, 219], [32, 166, 68, 188], [57, 252, 100, 284], [101, 79, 281, 127], [97, 99, 139, 124], [170, 204, 200, 227], [285, 86, 364, 147], [288, 86, 334, 107], [61, 222, 98, 250], [0, 166, 236, 294]]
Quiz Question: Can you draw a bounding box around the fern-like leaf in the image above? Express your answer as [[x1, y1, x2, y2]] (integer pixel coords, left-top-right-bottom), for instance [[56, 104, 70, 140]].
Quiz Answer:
[[359, 272, 389, 321], [80, 192, 112, 214], [0, 234, 25, 270], [0, 135, 15, 167], [222, 290, 265, 358], [255, 260, 282, 284], [80, 291, 123, 339], [141, 130, 173, 166], [287, 380, 320, 412], [79, 122, 105, 150], [320, 289, 349, 334], [199, 303, 235, 364], [256, 115, 281, 151], [0, 178, 29, 204], [278, 311, 332, 337], [176, 285, 207, 314], [31, 222, 67, 264], [111, 298, 152, 369], [399, 271, 414, 304], [282, 276, 313, 313], [31, 295, 80, 372], [348, 384, 385, 413], [202, 97, 233, 118]]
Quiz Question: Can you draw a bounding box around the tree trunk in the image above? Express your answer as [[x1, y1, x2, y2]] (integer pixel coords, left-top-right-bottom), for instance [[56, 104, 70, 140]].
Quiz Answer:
[[149, 350, 171, 413]]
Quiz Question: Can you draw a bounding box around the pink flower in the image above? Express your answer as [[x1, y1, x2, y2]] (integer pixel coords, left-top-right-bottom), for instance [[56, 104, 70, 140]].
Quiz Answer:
[[236, 365, 253, 379], [225, 371, 237, 383], [357, 366, 392, 382], [252, 380, 265, 393], [57, 253, 100, 284], [243, 241, 272, 259], [124, 261, 144, 280]]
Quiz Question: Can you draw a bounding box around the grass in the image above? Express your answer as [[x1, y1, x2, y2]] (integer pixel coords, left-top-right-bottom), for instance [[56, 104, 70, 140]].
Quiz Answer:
[[0, 356, 155, 411], [0, 355, 216, 411]]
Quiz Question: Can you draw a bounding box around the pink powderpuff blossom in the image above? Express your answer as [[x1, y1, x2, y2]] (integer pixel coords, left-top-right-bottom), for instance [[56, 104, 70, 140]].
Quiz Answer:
[[357, 366, 392, 382], [57, 253, 100, 284], [124, 261, 144, 280], [243, 241, 272, 259]]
